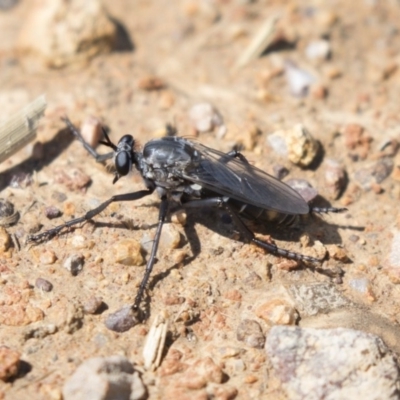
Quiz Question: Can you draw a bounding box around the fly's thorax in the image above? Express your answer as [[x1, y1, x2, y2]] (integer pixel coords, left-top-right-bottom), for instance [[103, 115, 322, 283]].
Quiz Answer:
[[141, 137, 201, 187]]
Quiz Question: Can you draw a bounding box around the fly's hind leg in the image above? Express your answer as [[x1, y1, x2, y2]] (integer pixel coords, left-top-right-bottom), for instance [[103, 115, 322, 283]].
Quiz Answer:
[[182, 197, 322, 264], [310, 206, 347, 214]]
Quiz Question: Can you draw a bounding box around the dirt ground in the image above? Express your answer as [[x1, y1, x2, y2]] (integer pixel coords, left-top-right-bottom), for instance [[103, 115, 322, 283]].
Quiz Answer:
[[1, 0, 400, 399]]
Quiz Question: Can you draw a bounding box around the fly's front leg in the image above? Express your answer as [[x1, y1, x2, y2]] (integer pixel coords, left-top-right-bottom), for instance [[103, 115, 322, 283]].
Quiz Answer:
[[63, 117, 115, 162], [133, 196, 169, 311], [27, 190, 154, 244], [182, 197, 321, 264]]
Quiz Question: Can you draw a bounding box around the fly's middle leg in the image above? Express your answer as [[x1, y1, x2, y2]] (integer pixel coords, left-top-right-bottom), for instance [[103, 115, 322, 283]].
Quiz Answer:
[[27, 189, 154, 243]]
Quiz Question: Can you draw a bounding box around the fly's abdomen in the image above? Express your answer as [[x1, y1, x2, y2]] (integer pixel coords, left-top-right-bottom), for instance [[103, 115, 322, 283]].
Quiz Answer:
[[229, 199, 299, 227]]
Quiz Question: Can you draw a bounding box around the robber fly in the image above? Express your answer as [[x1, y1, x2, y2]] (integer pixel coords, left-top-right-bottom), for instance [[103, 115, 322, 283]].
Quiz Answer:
[[28, 118, 346, 313]]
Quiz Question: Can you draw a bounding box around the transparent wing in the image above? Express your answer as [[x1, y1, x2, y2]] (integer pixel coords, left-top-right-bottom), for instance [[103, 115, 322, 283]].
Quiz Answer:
[[179, 142, 309, 215]]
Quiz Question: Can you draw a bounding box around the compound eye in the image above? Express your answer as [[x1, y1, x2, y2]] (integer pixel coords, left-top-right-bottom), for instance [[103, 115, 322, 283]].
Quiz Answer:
[[115, 151, 131, 176]]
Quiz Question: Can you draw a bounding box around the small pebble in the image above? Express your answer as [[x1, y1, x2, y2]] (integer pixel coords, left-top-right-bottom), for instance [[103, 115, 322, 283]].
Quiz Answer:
[[189, 102, 224, 133], [354, 158, 393, 191], [0, 227, 11, 253], [38, 249, 57, 265], [51, 191, 67, 202], [175, 357, 224, 389], [323, 159, 347, 199], [83, 296, 104, 314], [35, 277, 53, 292], [236, 319, 265, 349], [44, 206, 62, 219], [112, 239, 143, 266], [160, 224, 181, 251], [63, 254, 84, 275], [54, 168, 92, 191], [305, 39, 331, 61], [348, 277, 371, 295], [0, 199, 19, 227], [0, 347, 20, 381], [62, 356, 146, 400], [268, 124, 320, 167], [272, 164, 289, 180], [105, 305, 140, 332], [80, 116, 102, 148], [266, 326, 400, 400], [137, 74, 165, 90], [285, 179, 318, 203], [255, 299, 298, 325], [9, 172, 33, 189], [284, 60, 315, 97], [341, 123, 372, 159], [288, 282, 350, 316]]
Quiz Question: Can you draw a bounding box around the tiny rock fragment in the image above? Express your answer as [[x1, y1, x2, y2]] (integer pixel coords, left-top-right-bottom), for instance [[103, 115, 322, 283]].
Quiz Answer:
[[288, 283, 351, 317], [83, 296, 104, 314], [0, 304, 44, 326], [69, 234, 90, 249], [54, 168, 92, 191], [0, 227, 11, 253], [80, 116, 103, 148], [255, 299, 298, 325], [286, 179, 318, 203], [44, 206, 62, 219], [327, 245, 350, 262], [137, 75, 165, 91], [284, 60, 315, 97], [112, 239, 143, 266], [171, 210, 187, 226], [55, 303, 84, 334], [35, 277, 53, 292], [266, 326, 400, 400], [63, 254, 84, 275], [17, 0, 117, 69], [23, 323, 57, 340], [105, 305, 139, 332], [0, 199, 19, 227], [305, 39, 331, 61], [0, 347, 20, 381], [176, 357, 224, 389], [272, 164, 289, 180], [323, 159, 347, 199], [236, 319, 265, 349], [341, 123, 372, 159], [353, 158, 393, 191], [160, 224, 181, 251], [348, 277, 373, 297], [209, 384, 238, 400], [189, 102, 224, 133], [30, 248, 57, 265], [268, 124, 320, 167], [62, 356, 147, 400], [0, 200, 14, 217]]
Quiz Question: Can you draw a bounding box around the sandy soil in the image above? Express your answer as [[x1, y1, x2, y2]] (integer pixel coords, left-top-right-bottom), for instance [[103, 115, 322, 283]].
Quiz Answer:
[[1, 1, 400, 399]]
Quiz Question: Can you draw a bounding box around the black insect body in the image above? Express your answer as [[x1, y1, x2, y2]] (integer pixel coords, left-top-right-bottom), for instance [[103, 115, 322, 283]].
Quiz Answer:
[[28, 118, 346, 314]]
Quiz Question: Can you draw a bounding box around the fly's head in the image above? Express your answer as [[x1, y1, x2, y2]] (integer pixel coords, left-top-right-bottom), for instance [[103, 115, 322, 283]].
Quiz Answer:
[[113, 135, 136, 184], [99, 131, 136, 184]]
